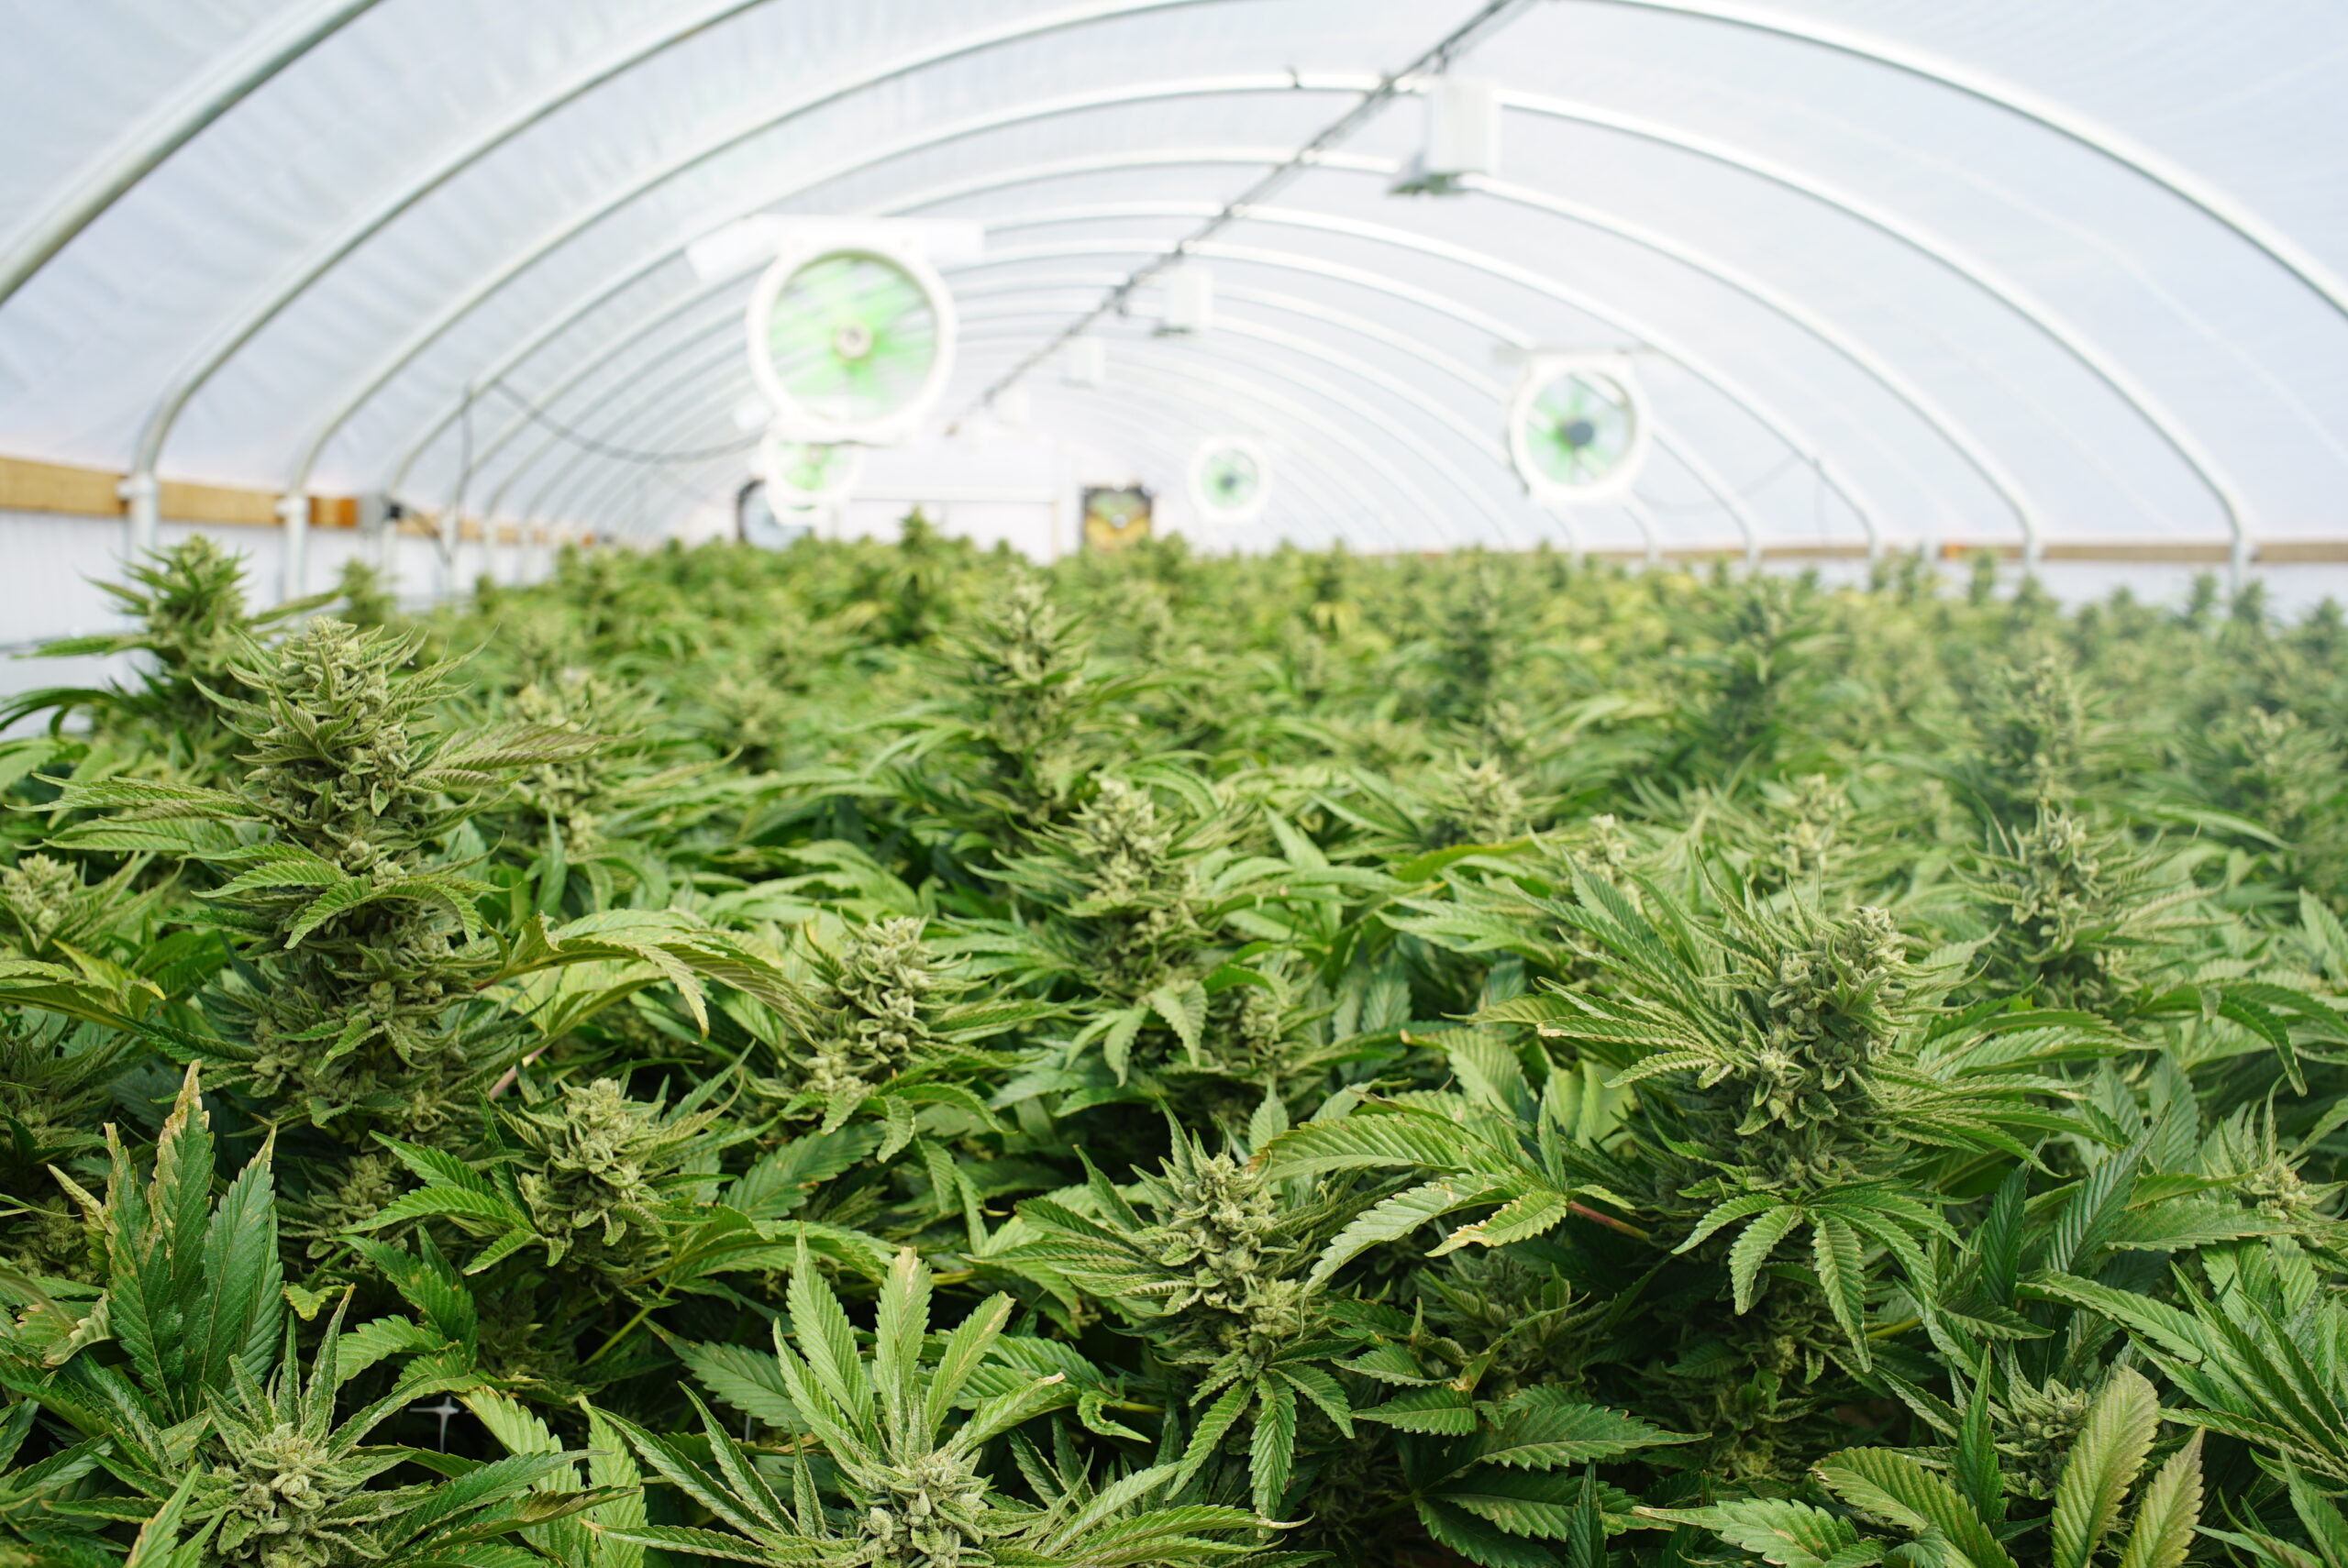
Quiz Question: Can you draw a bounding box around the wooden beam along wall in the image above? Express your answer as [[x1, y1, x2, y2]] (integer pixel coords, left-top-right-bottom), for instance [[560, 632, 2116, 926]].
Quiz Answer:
[[6, 451, 2346, 561], [0, 452, 581, 542]]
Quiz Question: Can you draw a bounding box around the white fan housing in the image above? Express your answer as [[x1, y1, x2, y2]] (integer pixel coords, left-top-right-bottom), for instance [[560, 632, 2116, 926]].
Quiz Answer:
[[1507, 355, 1652, 505], [746, 236, 958, 445], [758, 429, 865, 510], [1188, 436, 1272, 525]]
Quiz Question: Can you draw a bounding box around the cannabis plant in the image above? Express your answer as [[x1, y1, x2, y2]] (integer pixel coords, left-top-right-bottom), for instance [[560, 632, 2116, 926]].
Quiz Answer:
[[1658, 1368, 2204, 1568], [605, 1245, 1266, 1567], [5, 536, 327, 741], [0, 1066, 602, 1565]]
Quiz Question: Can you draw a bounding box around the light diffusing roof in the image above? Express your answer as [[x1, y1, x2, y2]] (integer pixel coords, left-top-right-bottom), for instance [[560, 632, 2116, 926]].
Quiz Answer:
[[3, 0, 2344, 558]]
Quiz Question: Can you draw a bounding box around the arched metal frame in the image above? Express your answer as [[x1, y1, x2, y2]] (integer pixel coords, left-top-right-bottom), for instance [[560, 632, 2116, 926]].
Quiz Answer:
[[569, 383, 1375, 558], [337, 94, 1894, 562], [474, 260, 1761, 561], [44, 1, 2329, 588], [127, 1, 1247, 483], [1585, 0, 2348, 326], [1492, 86, 2255, 569], [382, 113, 2250, 569], [0, 0, 386, 305], [558, 348, 1415, 557], [473, 282, 1377, 550], [505, 266, 1757, 565], [514, 293, 1512, 547], [909, 156, 2018, 538], [982, 201, 1896, 545], [537, 318, 1474, 550], [349, 95, 2249, 569], [365, 129, 1892, 560], [526, 308, 1420, 546]]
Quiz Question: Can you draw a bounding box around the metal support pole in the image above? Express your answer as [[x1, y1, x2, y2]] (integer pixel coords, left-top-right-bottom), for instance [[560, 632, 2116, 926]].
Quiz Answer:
[[277, 492, 310, 602], [120, 470, 160, 561]]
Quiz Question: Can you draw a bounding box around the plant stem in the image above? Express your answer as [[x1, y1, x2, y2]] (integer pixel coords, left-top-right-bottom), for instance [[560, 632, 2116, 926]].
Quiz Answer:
[[586, 1297, 663, 1365]]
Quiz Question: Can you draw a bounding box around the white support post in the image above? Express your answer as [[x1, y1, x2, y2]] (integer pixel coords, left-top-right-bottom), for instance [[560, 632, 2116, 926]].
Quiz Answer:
[[437, 509, 460, 600], [120, 470, 160, 561], [1539, 502, 1584, 566], [1624, 499, 1662, 568], [277, 491, 310, 602]]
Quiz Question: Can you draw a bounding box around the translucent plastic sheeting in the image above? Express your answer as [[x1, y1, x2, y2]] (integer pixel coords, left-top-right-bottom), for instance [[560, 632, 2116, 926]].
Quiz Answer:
[[0, 0, 2342, 561]]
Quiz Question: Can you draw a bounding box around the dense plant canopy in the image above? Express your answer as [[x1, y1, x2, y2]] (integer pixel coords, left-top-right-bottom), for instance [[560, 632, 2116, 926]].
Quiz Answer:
[[5, 527, 2348, 1568]]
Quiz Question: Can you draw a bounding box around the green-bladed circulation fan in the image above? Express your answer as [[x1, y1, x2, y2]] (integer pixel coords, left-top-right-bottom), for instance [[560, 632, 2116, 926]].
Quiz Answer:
[[1188, 436, 1271, 525], [747, 241, 958, 444], [1508, 357, 1650, 504], [758, 430, 864, 509]]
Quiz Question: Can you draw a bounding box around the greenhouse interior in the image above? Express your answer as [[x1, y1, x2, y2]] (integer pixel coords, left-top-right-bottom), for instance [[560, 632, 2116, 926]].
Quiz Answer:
[[6, 3, 2348, 1563]]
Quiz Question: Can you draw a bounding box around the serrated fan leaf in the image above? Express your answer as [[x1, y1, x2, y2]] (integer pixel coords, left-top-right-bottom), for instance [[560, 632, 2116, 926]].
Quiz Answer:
[[1658, 1499, 1866, 1568], [1438, 1188, 1578, 1253], [1478, 1395, 1694, 1468], [1729, 1206, 1804, 1314], [1263, 1113, 1482, 1176], [1312, 1177, 1492, 1286], [1814, 1447, 2014, 1568], [2052, 1367, 2161, 1568], [1811, 1214, 1869, 1364], [1418, 1498, 1561, 1568], [2115, 1431, 2202, 1568], [1251, 1378, 1298, 1518]]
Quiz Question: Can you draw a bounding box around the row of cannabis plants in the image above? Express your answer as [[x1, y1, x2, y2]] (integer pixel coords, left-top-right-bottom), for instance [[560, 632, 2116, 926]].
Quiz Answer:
[[1, 525, 2345, 1568]]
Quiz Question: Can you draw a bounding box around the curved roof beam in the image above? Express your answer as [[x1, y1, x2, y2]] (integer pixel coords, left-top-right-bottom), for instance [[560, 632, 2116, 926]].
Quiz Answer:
[[491, 280, 1522, 546], [268, 75, 1369, 500], [383, 156, 1526, 495], [384, 92, 2257, 555], [971, 291, 1766, 560], [937, 310, 1514, 540], [530, 314, 1485, 548], [1582, 0, 2348, 326], [971, 203, 1884, 550], [564, 390, 1353, 555], [1465, 168, 2040, 549], [522, 315, 1412, 547], [371, 135, 1876, 550], [0, 0, 386, 306], [119, 1, 1250, 485], [852, 144, 2011, 543], [553, 348, 1406, 552], [506, 259, 1757, 556], [35, 6, 2307, 577], [267, 75, 1877, 554], [1493, 86, 2256, 563]]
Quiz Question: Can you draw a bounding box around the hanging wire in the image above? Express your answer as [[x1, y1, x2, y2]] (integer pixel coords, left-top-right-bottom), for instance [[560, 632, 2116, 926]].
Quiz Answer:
[[962, 0, 1543, 418], [1640, 451, 1811, 514], [481, 380, 760, 465], [442, 383, 475, 573]]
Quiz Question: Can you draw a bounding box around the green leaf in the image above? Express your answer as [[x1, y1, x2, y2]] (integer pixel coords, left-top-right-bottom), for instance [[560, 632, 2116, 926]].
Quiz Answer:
[[1655, 1499, 1866, 1568], [1811, 1214, 1868, 1364], [1477, 1393, 1693, 1468], [1251, 1378, 1298, 1518], [2052, 1367, 2161, 1568], [1815, 1447, 2015, 1568], [2114, 1431, 2202, 1568], [1728, 1205, 1803, 1314]]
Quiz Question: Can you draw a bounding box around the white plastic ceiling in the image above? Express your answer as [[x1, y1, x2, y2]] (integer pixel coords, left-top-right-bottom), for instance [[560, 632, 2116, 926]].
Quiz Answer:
[[3, 0, 2345, 559]]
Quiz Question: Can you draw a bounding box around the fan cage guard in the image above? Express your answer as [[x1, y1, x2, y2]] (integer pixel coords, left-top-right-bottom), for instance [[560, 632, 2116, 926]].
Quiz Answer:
[[1507, 356, 1652, 505], [745, 240, 959, 445], [758, 428, 865, 510], [1187, 436, 1273, 525]]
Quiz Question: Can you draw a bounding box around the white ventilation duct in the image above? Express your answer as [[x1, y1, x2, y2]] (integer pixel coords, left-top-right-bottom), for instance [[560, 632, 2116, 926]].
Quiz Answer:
[[1157, 264, 1213, 336], [1062, 337, 1107, 388]]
